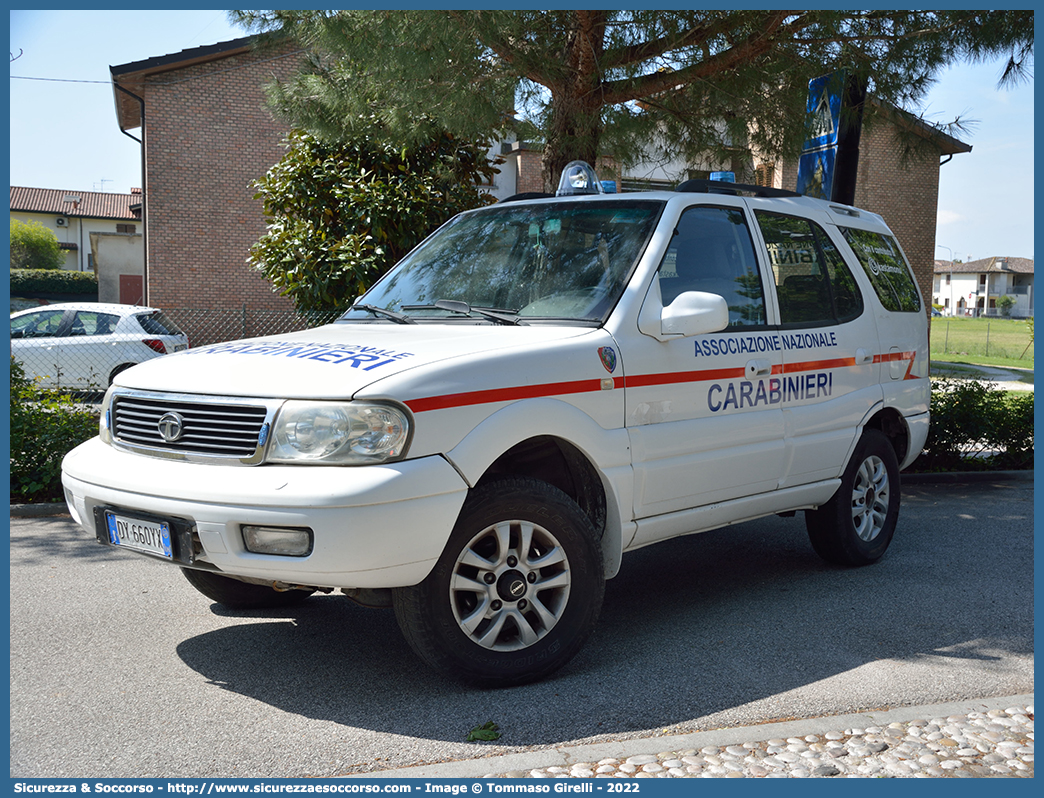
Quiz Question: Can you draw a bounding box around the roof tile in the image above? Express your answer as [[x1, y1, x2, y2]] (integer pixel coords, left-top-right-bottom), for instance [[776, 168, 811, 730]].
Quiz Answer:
[[934, 257, 1034, 274], [9, 186, 141, 221]]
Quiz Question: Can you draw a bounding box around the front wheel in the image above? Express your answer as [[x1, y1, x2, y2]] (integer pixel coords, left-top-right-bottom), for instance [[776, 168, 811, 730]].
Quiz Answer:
[[805, 429, 900, 566], [181, 567, 315, 609], [393, 477, 604, 687]]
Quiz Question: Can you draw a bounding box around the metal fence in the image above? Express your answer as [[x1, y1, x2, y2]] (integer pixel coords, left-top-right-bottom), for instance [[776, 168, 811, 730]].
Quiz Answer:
[[164, 305, 343, 348], [12, 305, 344, 395]]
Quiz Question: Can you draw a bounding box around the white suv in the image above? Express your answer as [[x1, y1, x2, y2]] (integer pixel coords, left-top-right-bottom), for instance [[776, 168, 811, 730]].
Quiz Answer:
[[62, 164, 929, 687]]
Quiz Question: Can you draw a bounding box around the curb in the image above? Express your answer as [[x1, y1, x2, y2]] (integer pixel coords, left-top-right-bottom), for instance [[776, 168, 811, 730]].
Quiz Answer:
[[901, 469, 1034, 484], [9, 502, 69, 517], [355, 694, 1034, 779]]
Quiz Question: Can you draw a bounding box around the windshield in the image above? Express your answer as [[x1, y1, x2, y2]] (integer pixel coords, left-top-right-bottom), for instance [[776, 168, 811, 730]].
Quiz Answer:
[[340, 199, 663, 324]]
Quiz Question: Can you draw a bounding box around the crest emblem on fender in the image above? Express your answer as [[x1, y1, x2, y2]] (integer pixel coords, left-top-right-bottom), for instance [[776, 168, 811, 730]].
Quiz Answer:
[[598, 346, 617, 374]]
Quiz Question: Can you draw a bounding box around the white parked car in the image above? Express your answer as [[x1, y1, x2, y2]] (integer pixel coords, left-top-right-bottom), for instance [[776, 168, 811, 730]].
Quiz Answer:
[[62, 164, 929, 686], [11, 302, 188, 390]]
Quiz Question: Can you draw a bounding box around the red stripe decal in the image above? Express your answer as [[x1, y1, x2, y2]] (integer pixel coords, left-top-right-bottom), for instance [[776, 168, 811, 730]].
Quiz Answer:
[[783, 357, 857, 373], [406, 378, 605, 414], [624, 366, 744, 388], [405, 350, 919, 413]]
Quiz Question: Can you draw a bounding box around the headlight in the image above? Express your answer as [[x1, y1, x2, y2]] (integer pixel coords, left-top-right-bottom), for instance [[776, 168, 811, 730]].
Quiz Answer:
[[267, 401, 411, 464]]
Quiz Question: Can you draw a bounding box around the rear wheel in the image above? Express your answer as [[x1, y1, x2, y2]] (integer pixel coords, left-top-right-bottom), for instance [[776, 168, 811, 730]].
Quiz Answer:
[[180, 567, 315, 609], [393, 477, 604, 687], [805, 429, 900, 565]]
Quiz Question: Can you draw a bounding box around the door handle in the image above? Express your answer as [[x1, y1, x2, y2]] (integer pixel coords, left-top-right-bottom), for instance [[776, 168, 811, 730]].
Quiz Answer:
[[855, 348, 873, 365], [745, 358, 772, 378]]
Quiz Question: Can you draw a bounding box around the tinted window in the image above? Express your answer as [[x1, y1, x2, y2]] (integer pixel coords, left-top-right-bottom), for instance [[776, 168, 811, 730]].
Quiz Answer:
[[756, 212, 863, 326], [658, 206, 766, 328], [841, 228, 921, 312], [137, 311, 183, 336], [70, 311, 121, 336], [11, 309, 64, 338]]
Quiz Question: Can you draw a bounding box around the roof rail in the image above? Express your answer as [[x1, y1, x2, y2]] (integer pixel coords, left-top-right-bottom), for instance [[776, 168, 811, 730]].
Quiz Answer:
[[675, 179, 802, 199]]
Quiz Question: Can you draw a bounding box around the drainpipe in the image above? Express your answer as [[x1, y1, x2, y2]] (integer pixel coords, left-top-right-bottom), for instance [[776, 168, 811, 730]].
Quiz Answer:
[[113, 81, 147, 305]]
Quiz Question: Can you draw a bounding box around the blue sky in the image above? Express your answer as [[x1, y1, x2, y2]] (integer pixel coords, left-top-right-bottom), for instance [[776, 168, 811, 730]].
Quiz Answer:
[[8, 9, 1035, 261]]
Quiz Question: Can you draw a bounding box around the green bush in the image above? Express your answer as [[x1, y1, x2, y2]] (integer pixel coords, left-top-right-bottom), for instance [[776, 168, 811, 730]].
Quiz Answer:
[[914, 379, 1034, 472], [996, 294, 1016, 317], [10, 268, 99, 296], [10, 358, 100, 503], [249, 128, 497, 312], [10, 219, 63, 270]]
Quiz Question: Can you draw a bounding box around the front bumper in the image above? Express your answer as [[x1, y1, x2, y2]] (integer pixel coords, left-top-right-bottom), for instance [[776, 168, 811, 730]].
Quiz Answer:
[[61, 437, 469, 589]]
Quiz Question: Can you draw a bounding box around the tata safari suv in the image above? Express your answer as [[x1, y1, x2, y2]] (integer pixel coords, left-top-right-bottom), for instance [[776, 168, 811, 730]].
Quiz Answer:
[[62, 163, 929, 687]]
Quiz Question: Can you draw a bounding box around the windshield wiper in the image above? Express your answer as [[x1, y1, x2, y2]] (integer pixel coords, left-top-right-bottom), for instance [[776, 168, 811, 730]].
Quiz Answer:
[[402, 299, 529, 326], [351, 303, 415, 324]]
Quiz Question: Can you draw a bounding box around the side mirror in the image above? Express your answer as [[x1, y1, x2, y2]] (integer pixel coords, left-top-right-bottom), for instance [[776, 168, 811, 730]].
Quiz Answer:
[[661, 291, 730, 337], [10, 329, 23, 339], [638, 282, 729, 340]]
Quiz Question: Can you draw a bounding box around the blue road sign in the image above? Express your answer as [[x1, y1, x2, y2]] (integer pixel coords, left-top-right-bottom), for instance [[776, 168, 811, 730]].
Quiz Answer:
[[797, 71, 846, 198], [796, 148, 835, 200], [803, 72, 843, 151]]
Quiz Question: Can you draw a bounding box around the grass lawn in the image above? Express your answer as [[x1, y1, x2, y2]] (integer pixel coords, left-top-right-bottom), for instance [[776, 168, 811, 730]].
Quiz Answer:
[[931, 316, 1033, 370]]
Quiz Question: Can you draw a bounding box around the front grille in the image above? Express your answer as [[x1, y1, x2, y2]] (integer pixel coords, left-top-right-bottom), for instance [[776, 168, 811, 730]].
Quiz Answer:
[[112, 394, 270, 459]]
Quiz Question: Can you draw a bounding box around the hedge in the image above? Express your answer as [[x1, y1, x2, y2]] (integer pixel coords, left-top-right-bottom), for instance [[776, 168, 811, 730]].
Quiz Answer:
[[9, 358, 100, 503], [912, 379, 1033, 472], [10, 268, 99, 296]]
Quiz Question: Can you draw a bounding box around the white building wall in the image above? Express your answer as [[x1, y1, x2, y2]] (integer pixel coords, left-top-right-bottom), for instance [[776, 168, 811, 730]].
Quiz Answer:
[[934, 270, 1034, 318], [10, 210, 141, 273], [90, 231, 144, 304]]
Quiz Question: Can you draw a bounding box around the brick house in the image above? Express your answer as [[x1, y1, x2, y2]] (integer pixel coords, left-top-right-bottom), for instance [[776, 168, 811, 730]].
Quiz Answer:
[[111, 35, 968, 320], [110, 36, 302, 313], [10, 186, 144, 302]]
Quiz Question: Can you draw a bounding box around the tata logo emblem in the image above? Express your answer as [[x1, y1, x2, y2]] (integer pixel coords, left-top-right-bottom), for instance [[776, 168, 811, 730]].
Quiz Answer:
[[157, 412, 186, 443]]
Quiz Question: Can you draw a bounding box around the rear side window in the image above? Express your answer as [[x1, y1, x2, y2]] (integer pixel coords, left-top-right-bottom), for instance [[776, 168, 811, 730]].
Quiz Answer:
[[841, 228, 921, 312], [756, 212, 863, 327], [70, 311, 121, 336], [137, 311, 183, 336]]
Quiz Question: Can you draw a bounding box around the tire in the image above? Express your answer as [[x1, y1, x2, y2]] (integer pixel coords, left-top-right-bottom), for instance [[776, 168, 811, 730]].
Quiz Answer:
[[392, 477, 605, 687], [180, 567, 315, 609], [109, 363, 134, 385], [805, 428, 900, 566]]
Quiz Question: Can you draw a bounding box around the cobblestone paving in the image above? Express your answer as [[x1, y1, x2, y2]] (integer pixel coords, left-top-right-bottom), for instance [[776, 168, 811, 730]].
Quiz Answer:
[[488, 704, 1033, 779]]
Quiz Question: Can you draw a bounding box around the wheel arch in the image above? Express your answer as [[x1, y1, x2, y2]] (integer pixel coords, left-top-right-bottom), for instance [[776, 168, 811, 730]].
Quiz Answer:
[[443, 398, 632, 579], [861, 406, 911, 467]]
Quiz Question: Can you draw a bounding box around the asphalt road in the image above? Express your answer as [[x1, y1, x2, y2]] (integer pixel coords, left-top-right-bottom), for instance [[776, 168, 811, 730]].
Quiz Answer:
[[9, 478, 1034, 779]]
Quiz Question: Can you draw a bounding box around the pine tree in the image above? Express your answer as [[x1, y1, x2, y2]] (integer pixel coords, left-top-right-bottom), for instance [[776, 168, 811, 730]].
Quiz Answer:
[[234, 10, 1032, 191]]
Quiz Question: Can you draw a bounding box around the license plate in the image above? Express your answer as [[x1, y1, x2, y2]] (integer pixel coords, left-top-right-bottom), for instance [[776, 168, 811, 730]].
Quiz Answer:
[[104, 511, 173, 559]]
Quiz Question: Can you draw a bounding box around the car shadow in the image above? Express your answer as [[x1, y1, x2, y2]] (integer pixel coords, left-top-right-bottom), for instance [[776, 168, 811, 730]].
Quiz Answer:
[[172, 483, 1033, 747]]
